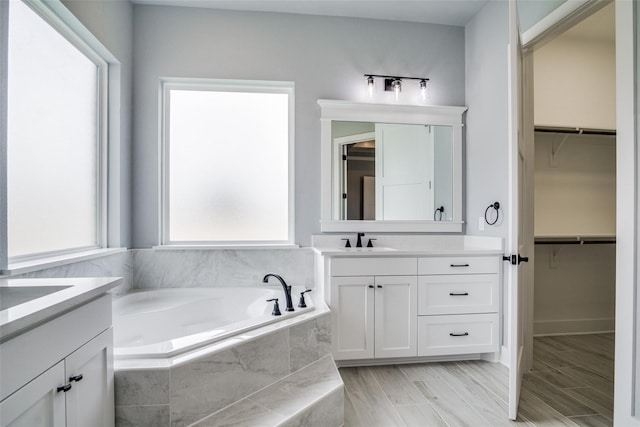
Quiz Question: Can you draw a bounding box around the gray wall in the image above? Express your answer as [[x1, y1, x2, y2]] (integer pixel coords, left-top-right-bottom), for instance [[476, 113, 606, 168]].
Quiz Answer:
[[464, 1, 510, 239], [131, 5, 466, 247], [63, 0, 134, 249]]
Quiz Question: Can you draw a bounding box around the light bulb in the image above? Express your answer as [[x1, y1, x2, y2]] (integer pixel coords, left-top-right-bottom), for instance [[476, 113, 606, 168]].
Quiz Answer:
[[420, 79, 430, 102], [367, 76, 374, 99], [393, 79, 401, 101]]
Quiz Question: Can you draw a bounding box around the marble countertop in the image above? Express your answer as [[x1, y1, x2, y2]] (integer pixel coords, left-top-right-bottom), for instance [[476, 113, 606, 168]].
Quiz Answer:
[[0, 277, 122, 339], [312, 247, 504, 257]]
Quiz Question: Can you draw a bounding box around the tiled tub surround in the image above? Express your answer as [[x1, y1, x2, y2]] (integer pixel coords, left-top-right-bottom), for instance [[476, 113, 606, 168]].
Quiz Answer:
[[114, 308, 338, 427], [132, 248, 315, 290]]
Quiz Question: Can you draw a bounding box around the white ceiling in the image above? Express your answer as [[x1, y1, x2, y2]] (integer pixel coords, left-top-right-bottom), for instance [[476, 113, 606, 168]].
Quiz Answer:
[[132, 0, 490, 26]]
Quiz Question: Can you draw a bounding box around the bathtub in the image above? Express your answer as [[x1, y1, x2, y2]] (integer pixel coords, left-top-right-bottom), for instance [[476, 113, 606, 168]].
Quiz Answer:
[[113, 286, 315, 360]]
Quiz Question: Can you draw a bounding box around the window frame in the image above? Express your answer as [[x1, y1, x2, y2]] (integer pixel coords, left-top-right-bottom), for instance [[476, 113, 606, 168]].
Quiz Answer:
[[159, 78, 296, 247], [0, 0, 115, 275]]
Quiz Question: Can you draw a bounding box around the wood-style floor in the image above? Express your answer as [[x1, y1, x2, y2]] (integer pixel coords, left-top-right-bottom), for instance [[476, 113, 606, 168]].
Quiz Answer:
[[340, 333, 614, 427]]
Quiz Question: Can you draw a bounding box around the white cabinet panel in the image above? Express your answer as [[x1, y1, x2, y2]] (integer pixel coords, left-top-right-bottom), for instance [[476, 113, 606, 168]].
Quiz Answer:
[[418, 256, 499, 275], [331, 257, 416, 277], [65, 329, 114, 427], [374, 276, 417, 358], [417, 313, 499, 356], [330, 276, 375, 360], [418, 275, 499, 315], [0, 362, 66, 427]]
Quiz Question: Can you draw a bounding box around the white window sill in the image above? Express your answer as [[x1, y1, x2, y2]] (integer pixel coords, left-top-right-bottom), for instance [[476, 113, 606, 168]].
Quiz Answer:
[[152, 244, 300, 250], [2, 248, 128, 277]]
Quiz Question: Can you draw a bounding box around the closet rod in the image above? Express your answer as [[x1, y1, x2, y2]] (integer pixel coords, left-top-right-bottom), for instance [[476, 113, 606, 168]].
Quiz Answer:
[[534, 125, 616, 136], [535, 237, 616, 245]]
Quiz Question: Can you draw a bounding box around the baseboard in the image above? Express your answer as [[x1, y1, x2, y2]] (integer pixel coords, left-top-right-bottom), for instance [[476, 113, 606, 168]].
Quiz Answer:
[[533, 318, 614, 336]]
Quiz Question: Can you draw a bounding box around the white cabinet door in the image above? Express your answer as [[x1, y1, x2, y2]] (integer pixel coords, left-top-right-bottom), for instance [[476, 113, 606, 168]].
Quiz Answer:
[[374, 276, 418, 358], [0, 361, 66, 427], [331, 276, 375, 360], [65, 328, 114, 427]]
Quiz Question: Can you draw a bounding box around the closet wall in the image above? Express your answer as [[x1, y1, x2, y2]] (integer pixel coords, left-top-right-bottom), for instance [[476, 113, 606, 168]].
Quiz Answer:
[[533, 5, 616, 335]]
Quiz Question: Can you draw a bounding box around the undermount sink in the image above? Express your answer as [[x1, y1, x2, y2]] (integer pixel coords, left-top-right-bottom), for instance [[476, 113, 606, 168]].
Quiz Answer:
[[0, 285, 71, 311], [339, 247, 397, 252]]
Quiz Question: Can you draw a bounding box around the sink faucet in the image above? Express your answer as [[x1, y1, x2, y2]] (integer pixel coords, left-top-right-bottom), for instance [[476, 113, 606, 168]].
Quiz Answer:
[[356, 232, 365, 248], [262, 274, 294, 312]]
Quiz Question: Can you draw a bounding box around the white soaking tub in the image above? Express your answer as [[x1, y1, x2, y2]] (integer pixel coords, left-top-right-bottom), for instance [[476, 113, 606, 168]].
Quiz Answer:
[[113, 286, 315, 360]]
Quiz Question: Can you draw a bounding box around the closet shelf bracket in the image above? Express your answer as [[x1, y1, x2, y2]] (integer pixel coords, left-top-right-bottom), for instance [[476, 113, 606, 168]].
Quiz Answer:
[[550, 134, 570, 167]]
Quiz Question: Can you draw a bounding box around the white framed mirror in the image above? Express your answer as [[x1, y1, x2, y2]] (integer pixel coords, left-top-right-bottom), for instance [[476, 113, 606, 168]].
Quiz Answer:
[[319, 100, 467, 232]]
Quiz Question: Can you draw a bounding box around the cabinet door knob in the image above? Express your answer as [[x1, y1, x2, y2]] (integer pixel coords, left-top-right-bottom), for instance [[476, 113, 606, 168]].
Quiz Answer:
[[57, 384, 72, 393], [69, 374, 84, 383], [449, 332, 469, 337]]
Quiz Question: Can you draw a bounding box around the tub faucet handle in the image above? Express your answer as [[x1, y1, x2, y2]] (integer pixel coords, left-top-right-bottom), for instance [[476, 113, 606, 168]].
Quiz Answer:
[[298, 289, 312, 308], [266, 298, 281, 316]]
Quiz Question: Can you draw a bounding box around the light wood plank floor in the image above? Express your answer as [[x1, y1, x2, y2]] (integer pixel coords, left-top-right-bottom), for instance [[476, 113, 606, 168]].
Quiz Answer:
[[340, 333, 614, 427]]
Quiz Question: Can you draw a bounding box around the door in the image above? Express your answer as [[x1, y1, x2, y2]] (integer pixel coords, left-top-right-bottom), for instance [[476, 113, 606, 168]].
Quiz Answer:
[[65, 328, 114, 427], [508, 0, 535, 419], [0, 361, 66, 427], [375, 124, 434, 220], [374, 275, 417, 358], [330, 276, 375, 360]]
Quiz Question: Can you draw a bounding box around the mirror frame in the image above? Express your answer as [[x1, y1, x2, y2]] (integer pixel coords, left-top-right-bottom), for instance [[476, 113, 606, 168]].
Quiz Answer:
[[319, 99, 467, 232]]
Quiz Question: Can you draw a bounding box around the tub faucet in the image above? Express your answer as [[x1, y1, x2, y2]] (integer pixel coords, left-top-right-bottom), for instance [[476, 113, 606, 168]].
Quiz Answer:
[[262, 274, 294, 312]]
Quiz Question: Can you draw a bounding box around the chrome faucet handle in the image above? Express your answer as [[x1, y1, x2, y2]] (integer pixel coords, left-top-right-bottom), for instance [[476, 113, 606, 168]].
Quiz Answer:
[[266, 298, 281, 316], [298, 289, 312, 308]]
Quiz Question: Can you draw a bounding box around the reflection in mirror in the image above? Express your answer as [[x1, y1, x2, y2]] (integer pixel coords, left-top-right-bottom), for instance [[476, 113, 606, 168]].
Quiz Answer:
[[333, 121, 453, 222]]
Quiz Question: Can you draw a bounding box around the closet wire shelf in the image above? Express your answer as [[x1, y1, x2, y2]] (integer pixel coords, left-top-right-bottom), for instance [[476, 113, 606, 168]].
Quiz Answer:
[[535, 236, 616, 245]]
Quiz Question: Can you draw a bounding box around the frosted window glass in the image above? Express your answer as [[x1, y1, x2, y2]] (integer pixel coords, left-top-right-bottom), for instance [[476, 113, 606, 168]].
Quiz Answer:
[[7, 0, 99, 258], [168, 89, 290, 242]]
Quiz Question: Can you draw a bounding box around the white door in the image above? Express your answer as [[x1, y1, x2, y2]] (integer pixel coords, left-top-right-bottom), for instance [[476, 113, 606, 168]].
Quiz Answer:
[[65, 329, 114, 427], [0, 361, 66, 427], [374, 275, 418, 358], [508, 0, 535, 419], [375, 124, 434, 220], [330, 276, 375, 360]]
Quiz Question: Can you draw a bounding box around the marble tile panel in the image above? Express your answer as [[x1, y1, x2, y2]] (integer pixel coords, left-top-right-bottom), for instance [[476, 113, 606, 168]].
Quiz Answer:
[[192, 399, 285, 427], [133, 248, 314, 289], [115, 405, 170, 427], [114, 369, 169, 406], [249, 355, 342, 417], [169, 330, 290, 427], [276, 387, 344, 427], [17, 251, 134, 295], [289, 312, 331, 372]]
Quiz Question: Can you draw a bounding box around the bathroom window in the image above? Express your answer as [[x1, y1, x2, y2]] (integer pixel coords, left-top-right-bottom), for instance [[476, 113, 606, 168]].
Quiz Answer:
[[5, 0, 107, 260], [161, 80, 295, 246]]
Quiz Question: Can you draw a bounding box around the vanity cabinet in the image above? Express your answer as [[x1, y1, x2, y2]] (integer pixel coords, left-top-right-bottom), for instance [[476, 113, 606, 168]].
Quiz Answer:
[[330, 258, 417, 360], [417, 256, 500, 356], [326, 253, 501, 362], [0, 295, 114, 427]]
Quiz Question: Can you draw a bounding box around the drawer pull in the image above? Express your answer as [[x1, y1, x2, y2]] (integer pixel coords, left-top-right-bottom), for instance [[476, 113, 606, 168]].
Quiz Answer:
[[449, 292, 469, 296], [57, 384, 72, 393], [449, 332, 469, 337], [450, 264, 470, 267]]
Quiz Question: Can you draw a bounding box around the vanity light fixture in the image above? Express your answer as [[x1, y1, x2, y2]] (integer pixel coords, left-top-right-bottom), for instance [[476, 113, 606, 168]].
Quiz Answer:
[[364, 74, 430, 100]]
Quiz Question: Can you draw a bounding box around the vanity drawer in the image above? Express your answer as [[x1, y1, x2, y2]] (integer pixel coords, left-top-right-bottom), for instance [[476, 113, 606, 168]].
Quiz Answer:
[[418, 256, 499, 275], [331, 257, 417, 277], [417, 275, 499, 315], [417, 313, 499, 356]]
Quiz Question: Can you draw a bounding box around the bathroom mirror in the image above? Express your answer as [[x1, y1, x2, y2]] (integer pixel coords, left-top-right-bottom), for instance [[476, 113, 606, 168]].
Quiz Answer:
[[319, 100, 467, 233]]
